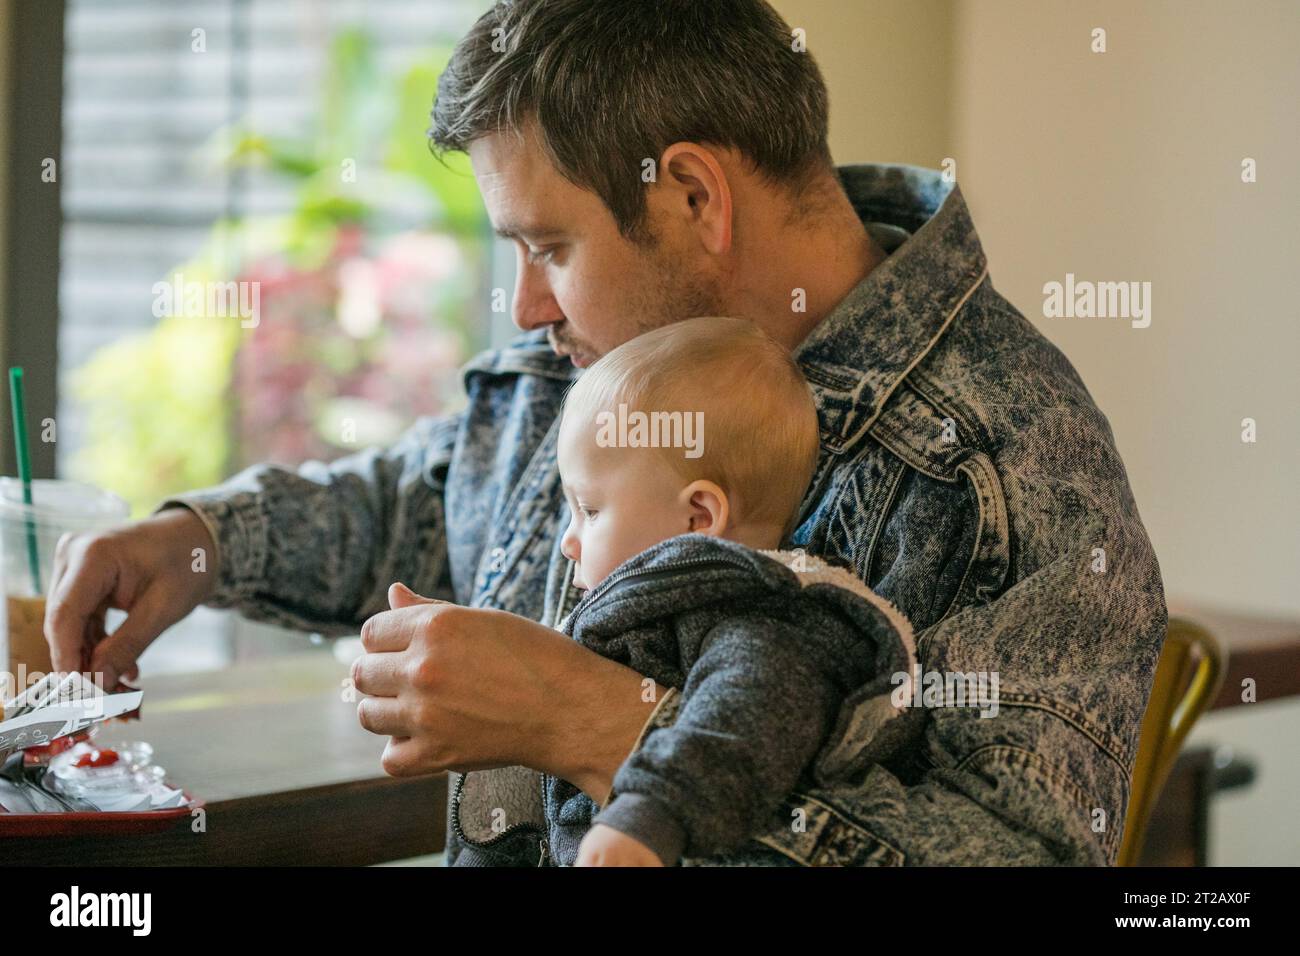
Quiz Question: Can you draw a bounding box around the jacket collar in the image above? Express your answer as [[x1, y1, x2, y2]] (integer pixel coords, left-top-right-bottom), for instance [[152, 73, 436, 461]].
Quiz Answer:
[[795, 163, 990, 452]]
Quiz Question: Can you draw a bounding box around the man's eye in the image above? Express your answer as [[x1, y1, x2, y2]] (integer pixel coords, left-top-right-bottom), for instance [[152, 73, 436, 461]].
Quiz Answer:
[[526, 246, 557, 266]]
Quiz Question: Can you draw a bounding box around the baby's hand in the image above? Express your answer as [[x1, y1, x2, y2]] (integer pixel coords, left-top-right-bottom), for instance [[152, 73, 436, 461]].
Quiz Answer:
[[574, 824, 665, 867]]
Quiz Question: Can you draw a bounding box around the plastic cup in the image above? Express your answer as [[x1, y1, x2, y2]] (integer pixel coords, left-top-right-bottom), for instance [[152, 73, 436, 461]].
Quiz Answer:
[[0, 479, 129, 702]]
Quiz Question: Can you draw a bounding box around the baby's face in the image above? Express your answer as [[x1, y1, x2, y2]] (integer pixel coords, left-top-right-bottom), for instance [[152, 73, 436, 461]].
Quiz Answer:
[[557, 417, 692, 591]]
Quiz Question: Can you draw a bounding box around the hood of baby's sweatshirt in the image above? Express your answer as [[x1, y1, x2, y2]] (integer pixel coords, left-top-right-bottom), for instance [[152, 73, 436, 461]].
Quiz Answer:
[[560, 533, 917, 666], [561, 532, 925, 787]]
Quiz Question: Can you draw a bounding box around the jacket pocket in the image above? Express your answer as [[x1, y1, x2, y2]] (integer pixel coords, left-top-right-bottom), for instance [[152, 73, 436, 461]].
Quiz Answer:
[[749, 786, 905, 867], [944, 451, 1010, 616]]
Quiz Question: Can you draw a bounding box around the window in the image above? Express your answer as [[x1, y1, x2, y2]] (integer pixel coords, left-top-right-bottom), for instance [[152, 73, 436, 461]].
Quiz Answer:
[[57, 0, 498, 671]]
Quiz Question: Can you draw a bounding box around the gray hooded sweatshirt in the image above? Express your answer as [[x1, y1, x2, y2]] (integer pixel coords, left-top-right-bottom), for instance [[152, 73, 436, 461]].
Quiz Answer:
[[450, 532, 921, 866]]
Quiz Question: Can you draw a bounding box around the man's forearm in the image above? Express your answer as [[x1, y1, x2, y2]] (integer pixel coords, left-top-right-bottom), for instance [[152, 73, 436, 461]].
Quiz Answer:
[[548, 645, 669, 805], [162, 414, 461, 633]]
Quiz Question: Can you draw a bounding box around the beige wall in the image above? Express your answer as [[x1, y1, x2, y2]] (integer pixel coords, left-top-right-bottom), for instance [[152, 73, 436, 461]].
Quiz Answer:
[[791, 0, 1299, 867], [771, 0, 955, 167], [785, 0, 1299, 618], [950, 0, 1300, 619]]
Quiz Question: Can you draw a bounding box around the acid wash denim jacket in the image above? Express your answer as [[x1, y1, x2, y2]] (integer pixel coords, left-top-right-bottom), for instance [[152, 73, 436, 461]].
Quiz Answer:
[[451, 537, 922, 867], [169, 162, 1167, 867]]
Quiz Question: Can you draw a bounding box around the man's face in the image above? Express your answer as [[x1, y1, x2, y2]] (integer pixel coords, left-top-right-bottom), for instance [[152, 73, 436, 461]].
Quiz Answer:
[[467, 124, 723, 367]]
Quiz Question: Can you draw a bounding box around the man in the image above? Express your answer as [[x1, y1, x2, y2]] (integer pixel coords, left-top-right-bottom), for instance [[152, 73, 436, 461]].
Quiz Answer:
[[45, 0, 1165, 865]]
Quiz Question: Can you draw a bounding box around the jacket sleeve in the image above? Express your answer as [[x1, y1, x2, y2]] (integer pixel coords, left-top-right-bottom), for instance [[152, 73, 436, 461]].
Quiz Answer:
[[627, 403, 1167, 866], [592, 610, 876, 863], [751, 535, 1163, 867], [157, 412, 462, 635]]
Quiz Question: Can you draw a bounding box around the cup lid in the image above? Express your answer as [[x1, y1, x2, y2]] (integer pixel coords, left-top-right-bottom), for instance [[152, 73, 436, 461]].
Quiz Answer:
[[0, 478, 129, 527]]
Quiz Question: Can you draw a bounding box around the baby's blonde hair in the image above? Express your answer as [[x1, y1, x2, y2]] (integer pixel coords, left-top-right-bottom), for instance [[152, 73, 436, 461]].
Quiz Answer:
[[559, 316, 821, 541]]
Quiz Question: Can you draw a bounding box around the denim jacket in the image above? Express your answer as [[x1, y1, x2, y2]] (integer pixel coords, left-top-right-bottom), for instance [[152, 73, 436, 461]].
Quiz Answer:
[[173, 162, 1167, 866], [451, 535, 922, 866]]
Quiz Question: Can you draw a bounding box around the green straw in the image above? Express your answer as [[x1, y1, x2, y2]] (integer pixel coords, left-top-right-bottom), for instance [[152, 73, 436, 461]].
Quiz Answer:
[[8, 367, 42, 594]]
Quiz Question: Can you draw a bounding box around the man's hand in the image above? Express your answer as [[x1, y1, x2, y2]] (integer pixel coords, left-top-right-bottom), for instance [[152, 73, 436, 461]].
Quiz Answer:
[[575, 824, 665, 867], [44, 507, 218, 689], [353, 583, 667, 803]]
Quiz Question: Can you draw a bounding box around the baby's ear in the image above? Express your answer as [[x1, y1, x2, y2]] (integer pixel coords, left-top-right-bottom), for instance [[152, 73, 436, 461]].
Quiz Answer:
[[388, 582, 450, 610], [684, 479, 728, 535]]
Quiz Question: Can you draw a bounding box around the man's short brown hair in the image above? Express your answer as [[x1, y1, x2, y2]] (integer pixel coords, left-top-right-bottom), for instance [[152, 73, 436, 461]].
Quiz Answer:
[[429, 0, 834, 243]]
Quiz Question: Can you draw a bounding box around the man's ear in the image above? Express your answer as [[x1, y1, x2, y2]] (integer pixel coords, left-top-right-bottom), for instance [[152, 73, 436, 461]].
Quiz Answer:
[[657, 142, 733, 257], [682, 480, 729, 535]]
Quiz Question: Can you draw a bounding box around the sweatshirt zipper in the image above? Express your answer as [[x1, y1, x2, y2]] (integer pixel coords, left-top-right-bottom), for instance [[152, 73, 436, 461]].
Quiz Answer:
[[451, 565, 565, 866], [458, 555, 749, 864], [552, 553, 752, 860], [567, 555, 753, 631], [450, 770, 548, 860], [539, 767, 552, 866]]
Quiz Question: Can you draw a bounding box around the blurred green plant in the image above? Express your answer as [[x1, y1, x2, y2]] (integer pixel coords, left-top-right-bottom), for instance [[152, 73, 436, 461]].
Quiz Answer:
[[70, 29, 486, 517]]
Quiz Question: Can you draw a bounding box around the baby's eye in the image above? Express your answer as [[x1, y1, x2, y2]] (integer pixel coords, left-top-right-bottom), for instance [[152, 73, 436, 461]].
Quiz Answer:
[[580, 507, 598, 520]]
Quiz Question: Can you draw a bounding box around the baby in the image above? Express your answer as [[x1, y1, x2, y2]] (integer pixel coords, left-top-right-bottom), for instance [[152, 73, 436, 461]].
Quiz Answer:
[[549, 315, 918, 866]]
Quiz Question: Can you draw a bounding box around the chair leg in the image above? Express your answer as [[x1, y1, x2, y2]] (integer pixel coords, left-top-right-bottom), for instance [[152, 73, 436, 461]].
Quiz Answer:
[[1134, 745, 1258, 866]]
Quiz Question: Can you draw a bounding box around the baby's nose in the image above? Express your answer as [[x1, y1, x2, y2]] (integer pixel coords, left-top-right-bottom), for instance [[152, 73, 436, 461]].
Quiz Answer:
[[560, 524, 580, 563]]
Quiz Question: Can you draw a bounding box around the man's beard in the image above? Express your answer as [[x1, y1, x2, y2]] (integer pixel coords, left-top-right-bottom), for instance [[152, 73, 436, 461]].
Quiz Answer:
[[559, 255, 723, 363]]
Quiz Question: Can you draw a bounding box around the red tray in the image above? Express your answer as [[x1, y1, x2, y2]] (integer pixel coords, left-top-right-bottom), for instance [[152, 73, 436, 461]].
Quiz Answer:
[[0, 718, 201, 835], [0, 791, 203, 837]]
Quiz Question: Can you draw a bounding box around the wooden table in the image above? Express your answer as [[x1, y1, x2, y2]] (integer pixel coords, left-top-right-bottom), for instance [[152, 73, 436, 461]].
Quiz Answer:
[[0, 652, 447, 865], [3, 604, 1289, 866], [1168, 601, 1300, 710]]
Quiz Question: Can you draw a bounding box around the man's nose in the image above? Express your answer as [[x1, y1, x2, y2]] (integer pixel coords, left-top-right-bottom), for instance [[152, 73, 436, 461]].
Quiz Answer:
[[512, 254, 564, 333]]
